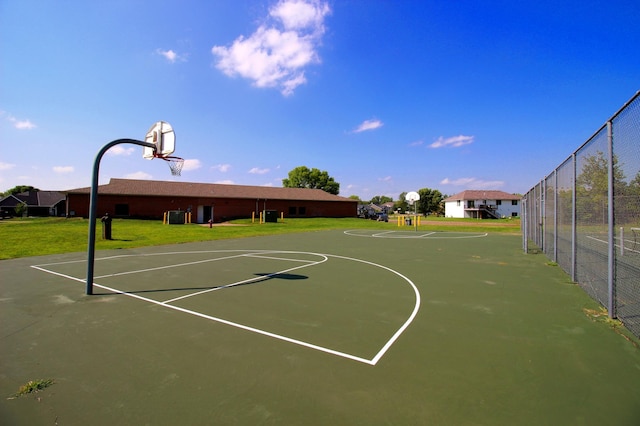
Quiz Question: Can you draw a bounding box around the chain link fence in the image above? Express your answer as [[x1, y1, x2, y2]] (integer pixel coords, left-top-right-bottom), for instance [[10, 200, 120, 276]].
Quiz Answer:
[[522, 91, 640, 339]]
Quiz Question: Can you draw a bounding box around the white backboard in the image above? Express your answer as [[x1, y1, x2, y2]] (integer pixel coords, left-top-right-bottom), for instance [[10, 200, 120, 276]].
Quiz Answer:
[[406, 191, 420, 204], [143, 121, 175, 159]]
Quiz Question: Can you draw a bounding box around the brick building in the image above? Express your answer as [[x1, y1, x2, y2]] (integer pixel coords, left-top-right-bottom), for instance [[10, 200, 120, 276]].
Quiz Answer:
[[65, 178, 357, 223]]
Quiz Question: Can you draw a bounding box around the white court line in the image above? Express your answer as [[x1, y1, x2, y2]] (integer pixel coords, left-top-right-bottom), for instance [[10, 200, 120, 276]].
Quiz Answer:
[[372, 230, 395, 237], [327, 253, 421, 365], [343, 229, 487, 239], [586, 234, 640, 254], [31, 265, 85, 281], [94, 253, 253, 279], [419, 232, 436, 238], [162, 255, 328, 304], [32, 254, 134, 267], [93, 281, 375, 365], [243, 253, 319, 263], [31, 250, 420, 366]]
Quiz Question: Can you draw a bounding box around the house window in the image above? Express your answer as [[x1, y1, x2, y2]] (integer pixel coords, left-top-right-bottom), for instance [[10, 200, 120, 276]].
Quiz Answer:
[[467, 200, 475, 208], [456, 200, 460, 206], [114, 204, 129, 216], [298, 206, 306, 215], [512, 212, 518, 217], [289, 206, 296, 215], [496, 200, 502, 205], [512, 200, 518, 205]]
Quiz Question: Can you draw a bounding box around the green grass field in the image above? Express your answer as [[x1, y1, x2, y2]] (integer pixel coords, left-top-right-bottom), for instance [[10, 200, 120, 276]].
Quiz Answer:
[[0, 216, 520, 259]]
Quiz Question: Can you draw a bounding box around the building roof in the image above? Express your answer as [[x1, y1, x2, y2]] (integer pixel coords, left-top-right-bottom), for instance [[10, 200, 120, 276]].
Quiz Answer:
[[65, 178, 356, 203], [444, 190, 521, 202], [0, 191, 65, 207]]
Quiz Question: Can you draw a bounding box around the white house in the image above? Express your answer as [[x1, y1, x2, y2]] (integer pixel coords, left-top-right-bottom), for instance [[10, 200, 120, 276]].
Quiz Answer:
[[444, 190, 521, 219]]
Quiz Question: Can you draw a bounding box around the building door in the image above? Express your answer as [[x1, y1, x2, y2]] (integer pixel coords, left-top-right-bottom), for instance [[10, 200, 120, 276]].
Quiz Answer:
[[200, 205, 214, 224]]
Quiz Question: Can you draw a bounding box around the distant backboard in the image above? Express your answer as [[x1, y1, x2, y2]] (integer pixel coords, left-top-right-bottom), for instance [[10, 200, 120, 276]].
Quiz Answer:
[[143, 121, 175, 159], [406, 191, 420, 205]]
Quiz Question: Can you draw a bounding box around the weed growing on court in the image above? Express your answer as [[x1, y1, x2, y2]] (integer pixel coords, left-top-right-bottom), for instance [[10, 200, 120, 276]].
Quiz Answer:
[[9, 379, 54, 399], [583, 307, 639, 348]]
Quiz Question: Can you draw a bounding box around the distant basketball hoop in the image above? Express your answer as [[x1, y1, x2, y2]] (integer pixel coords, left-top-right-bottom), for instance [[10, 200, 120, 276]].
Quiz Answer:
[[406, 191, 420, 205]]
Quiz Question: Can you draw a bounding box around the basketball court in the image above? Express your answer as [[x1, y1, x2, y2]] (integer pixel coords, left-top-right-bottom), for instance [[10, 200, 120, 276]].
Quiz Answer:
[[2, 229, 640, 425], [3, 125, 640, 424]]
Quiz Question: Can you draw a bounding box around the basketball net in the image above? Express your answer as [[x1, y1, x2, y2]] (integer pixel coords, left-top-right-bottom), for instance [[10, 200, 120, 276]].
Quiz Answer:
[[156, 155, 184, 176]]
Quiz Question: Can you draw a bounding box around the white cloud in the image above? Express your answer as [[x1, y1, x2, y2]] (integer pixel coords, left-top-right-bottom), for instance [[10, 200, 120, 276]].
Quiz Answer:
[[249, 167, 270, 174], [215, 179, 235, 184], [212, 0, 331, 96], [106, 146, 135, 156], [409, 140, 424, 147], [156, 49, 186, 63], [212, 164, 232, 172], [0, 162, 16, 171], [429, 135, 474, 148], [53, 166, 74, 174], [261, 182, 274, 187], [13, 119, 36, 130], [353, 119, 383, 133], [125, 171, 153, 180], [181, 159, 202, 172], [378, 176, 392, 182], [270, 0, 330, 31], [440, 177, 504, 189], [5, 114, 36, 130]]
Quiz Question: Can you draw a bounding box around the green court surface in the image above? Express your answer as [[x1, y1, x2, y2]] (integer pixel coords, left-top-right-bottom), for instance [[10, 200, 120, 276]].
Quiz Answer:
[[2, 230, 640, 425]]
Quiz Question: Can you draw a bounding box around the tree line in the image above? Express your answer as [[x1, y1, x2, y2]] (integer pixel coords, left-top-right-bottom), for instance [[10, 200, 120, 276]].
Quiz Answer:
[[281, 166, 447, 215]]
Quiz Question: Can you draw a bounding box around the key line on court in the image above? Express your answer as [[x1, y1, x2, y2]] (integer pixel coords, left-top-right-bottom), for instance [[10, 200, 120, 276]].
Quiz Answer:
[[161, 255, 328, 304]]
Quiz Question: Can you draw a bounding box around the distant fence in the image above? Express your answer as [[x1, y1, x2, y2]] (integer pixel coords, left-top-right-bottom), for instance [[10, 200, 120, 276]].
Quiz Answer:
[[522, 91, 640, 339]]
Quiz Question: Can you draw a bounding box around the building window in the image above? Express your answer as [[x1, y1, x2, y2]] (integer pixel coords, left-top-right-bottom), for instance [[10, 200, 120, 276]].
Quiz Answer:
[[114, 204, 129, 216], [456, 200, 460, 206], [512, 212, 518, 217], [298, 206, 306, 215], [496, 200, 502, 205], [467, 200, 475, 208], [289, 206, 296, 215], [512, 200, 518, 205]]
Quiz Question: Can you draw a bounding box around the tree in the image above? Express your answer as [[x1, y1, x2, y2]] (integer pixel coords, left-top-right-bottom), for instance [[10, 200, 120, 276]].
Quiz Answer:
[[14, 201, 27, 218], [629, 171, 640, 195], [576, 151, 626, 224], [621, 171, 640, 223], [282, 166, 340, 195], [370, 195, 392, 205], [348, 195, 362, 202], [416, 188, 444, 216], [395, 192, 409, 213], [2, 185, 39, 197]]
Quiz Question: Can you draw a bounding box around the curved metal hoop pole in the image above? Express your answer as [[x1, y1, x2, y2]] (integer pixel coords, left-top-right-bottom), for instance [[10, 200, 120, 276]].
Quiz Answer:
[[86, 139, 156, 295]]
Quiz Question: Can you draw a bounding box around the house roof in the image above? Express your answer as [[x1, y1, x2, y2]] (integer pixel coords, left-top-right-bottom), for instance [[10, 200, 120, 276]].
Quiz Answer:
[[444, 190, 521, 202], [65, 178, 356, 203], [0, 191, 65, 207]]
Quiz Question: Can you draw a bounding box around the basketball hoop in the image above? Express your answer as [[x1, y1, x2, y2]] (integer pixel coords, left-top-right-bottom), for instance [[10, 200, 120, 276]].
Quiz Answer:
[[156, 154, 185, 176]]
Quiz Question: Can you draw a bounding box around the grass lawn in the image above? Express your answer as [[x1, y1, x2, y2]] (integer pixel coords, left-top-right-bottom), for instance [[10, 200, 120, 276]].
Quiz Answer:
[[0, 216, 521, 260]]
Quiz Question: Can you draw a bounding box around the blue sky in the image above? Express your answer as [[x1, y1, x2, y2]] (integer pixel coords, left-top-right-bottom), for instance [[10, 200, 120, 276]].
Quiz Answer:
[[1, 0, 638, 200]]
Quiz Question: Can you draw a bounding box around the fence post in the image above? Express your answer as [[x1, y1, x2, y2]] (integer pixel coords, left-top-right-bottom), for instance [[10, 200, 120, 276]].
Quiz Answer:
[[607, 121, 616, 319], [553, 170, 558, 263], [522, 198, 528, 253], [571, 153, 577, 283], [540, 179, 545, 251]]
